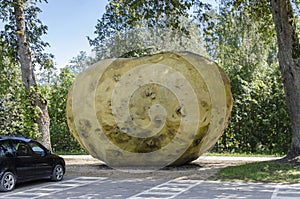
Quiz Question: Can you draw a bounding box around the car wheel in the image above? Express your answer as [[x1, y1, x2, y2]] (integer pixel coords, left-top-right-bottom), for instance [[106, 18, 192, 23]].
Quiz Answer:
[[51, 164, 64, 181], [0, 172, 16, 192]]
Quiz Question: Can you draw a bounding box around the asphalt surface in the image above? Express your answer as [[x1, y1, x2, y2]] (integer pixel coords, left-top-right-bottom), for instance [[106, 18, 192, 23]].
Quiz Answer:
[[0, 176, 300, 199], [1, 156, 299, 199]]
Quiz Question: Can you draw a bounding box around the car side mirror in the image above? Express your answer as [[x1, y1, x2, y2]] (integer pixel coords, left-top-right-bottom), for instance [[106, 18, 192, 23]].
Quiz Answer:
[[46, 150, 51, 155]]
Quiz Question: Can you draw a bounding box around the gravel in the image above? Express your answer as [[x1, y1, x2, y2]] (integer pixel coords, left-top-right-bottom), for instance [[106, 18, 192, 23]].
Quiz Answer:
[[62, 155, 279, 180]]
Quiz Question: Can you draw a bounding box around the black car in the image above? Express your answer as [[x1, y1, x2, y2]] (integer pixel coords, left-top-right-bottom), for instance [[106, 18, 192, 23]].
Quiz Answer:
[[0, 135, 65, 192]]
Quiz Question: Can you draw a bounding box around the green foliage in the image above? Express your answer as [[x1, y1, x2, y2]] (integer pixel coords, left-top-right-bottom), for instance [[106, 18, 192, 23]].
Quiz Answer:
[[0, 0, 53, 139], [48, 67, 83, 152], [0, 54, 24, 135], [0, 36, 83, 152], [66, 51, 94, 74], [88, 0, 209, 60], [0, 43, 39, 138], [204, 2, 291, 155], [0, 0, 54, 70]]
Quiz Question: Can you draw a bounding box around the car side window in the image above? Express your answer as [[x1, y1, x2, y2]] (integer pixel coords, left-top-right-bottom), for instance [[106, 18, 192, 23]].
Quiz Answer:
[[13, 141, 33, 157], [0, 144, 4, 157], [29, 141, 46, 156], [0, 141, 14, 157]]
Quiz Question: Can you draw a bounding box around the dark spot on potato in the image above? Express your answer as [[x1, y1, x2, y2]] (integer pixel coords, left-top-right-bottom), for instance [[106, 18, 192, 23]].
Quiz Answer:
[[78, 119, 92, 138]]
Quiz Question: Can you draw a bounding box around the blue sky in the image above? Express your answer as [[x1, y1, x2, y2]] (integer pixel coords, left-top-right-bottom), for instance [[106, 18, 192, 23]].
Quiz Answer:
[[39, 0, 216, 68], [39, 0, 108, 68]]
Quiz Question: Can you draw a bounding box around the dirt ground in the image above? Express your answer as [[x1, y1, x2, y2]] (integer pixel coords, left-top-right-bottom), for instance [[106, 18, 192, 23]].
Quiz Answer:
[[63, 156, 272, 180]]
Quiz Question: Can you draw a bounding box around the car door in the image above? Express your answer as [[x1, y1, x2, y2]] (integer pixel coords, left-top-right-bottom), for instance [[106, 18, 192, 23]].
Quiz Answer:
[[27, 141, 53, 177], [12, 140, 36, 181], [0, 140, 15, 171]]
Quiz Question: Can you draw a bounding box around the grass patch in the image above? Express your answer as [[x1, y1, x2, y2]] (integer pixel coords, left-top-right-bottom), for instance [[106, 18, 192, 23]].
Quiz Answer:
[[210, 160, 300, 183], [204, 152, 282, 157]]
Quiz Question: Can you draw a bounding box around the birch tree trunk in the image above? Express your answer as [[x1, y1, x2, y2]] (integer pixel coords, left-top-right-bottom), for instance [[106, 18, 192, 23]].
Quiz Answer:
[[14, 0, 51, 150], [271, 0, 300, 158]]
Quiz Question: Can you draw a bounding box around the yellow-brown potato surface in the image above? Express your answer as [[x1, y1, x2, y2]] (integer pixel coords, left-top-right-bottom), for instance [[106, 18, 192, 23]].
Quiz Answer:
[[66, 52, 233, 168]]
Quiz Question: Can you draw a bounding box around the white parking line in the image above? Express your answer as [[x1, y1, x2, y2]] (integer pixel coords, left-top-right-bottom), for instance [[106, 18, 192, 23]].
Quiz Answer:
[[127, 178, 202, 199], [271, 184, 300, 199], [0, 177, 107, 199]]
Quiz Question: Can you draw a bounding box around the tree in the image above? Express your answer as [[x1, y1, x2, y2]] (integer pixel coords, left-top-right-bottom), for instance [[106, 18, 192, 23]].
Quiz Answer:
[[271, 0, 300, 158], [228, 0, 300, 158], [0, 42, 23, 135], [201, 2, 290, 155], [66, 51, 94, 74], [0, 0, 54, 149], [88, 0, 210, 60], [49, 67, 83, 152]]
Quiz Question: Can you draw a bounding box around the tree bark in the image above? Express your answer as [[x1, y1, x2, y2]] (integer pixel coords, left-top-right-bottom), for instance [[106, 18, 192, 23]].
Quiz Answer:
[[13, 0, 52, 150], [271, 0, 300, 158]]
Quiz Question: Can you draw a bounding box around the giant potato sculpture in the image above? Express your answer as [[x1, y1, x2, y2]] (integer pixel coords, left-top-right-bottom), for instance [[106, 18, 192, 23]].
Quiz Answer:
[[66, 51, 233, 169]]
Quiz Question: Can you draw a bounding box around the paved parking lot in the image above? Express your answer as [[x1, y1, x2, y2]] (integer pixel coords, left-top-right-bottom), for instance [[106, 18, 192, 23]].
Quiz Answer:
[[1, 177, 300, 199]]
